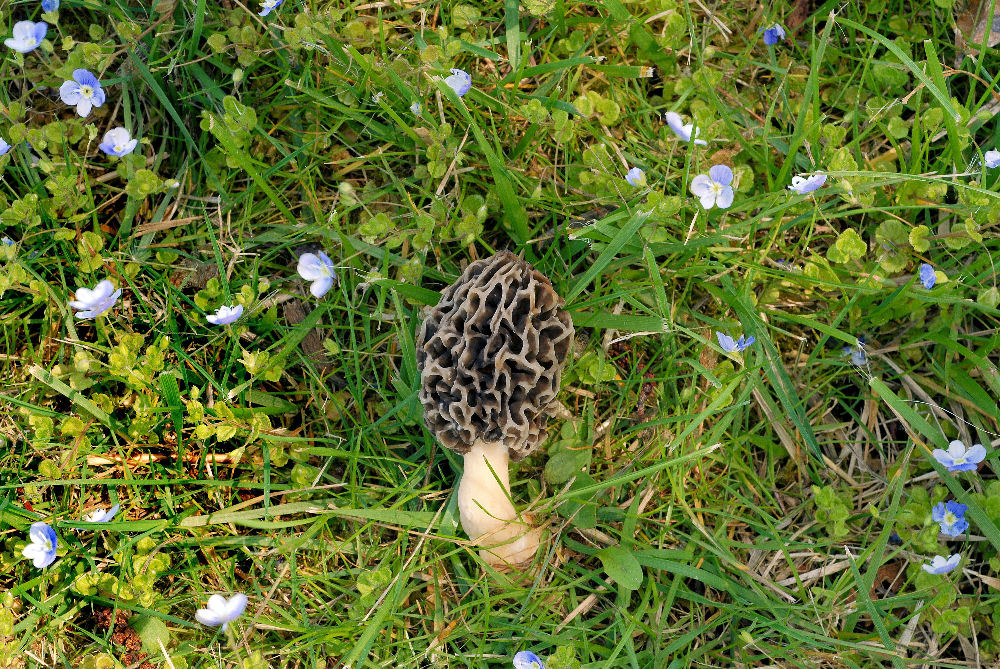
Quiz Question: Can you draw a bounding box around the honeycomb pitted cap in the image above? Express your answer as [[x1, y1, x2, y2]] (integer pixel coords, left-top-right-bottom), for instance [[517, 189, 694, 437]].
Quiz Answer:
[[416, 252, 574, 461]]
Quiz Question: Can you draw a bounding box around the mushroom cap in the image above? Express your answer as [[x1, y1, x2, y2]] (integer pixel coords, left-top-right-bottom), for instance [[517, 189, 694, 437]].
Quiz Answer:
[[416, 252, 574, 461]]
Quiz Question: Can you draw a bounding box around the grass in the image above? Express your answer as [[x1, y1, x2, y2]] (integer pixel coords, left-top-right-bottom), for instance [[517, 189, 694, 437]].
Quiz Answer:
[[2, 0, 1000, 666]]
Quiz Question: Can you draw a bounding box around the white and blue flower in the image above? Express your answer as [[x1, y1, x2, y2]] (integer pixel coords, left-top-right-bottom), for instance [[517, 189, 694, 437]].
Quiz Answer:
[[690, 165, 735, 210], [788, 172, 826, 194], [297, 251, 336, 298], [259, 0, 283, 16], [207, 304, 244, 326], [69, 280, 122, 320], [59, 69, 106, 118], [22, 522, 58, 568], [931, 501, 968, 537], [444, 69, 472, 97], [5, 21, 47, 53], [513, 651, 545, 669], [922, 554, 961, 575], [82, 504, 120, 523], [664, 111, 707, 146], [196, 593, 248, 632], [625, 167, 646, 187], [99, 127, 138, 157], [717, 331, 755, 353], [932, 440, 987, 472]]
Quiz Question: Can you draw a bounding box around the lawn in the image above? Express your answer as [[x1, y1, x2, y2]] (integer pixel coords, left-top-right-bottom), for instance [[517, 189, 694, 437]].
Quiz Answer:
[[2, 0, 1000, 667]]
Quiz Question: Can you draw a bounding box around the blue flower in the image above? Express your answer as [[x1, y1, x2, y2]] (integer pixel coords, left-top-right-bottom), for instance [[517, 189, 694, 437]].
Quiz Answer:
[[22, 522, 58, 568], [99, 127, 139, 157], [297, 251, 336, 298], [716, 331, 755, 353], [625, 167, 646, 187], [259, 0, 283, 16], [932, 501, 969, 537], [842, 340, 866, 366], [444, 68, 472, 97], [5, 21, 47, 53], [410, 101, 422, 115], [985, 150, 1000, 169], [932, 440, 987, 472], [69, 279, 122, 319], [59, 69, 106, 118], [513, 651, 545, 669], [82, 504, 120, 523], [761, 24, 786, 45], [922, 553, 961, 575], [664, 111, 707, 146], [1, 237, 13, 246], [41, 0, 59, 11], [207, 304, 244, 325], [690, 165, 734, 210], [788, 172, 826, 194], [0, 139, 11, 155], [919, 263, 936, 290]]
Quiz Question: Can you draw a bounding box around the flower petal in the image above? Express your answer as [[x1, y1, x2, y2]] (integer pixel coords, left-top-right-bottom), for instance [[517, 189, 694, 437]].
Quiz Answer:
[[715, 186, 734, 209], [946, 501, 967, 515], [73, 69, 99, 88], [931, 449, 952, 467], [317, 251, 335, 271], [310, 276, 334, 298], [297, 253, 324, 280], [708, 164, 733, 186], [59, 81, 81, 105], [13, 21, 33, 40], [664, 111, 689, 141], [947, 440, 966, 458], [76, 98, 93, 118], [195, 608, 225, 627], [224, 593, 248, 620], [689, 174, 714, 197], [93, 280, 114, 299], [207, 594, 229, 612], [967, 443, 987, 463]]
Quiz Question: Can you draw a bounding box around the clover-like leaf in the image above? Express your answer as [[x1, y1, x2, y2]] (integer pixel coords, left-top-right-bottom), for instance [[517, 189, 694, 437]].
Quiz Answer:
[[978, 287, 1000, 309], [909, 224, 931, 252], [828, 228, 867, 263]]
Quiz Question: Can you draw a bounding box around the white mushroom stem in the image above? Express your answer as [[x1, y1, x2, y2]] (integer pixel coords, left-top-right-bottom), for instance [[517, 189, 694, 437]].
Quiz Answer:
[[457, 441, 541, 567]]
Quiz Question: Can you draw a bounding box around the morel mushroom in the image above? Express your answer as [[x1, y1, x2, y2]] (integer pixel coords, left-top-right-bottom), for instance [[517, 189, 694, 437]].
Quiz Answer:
[[416, 252, 574, 567]]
